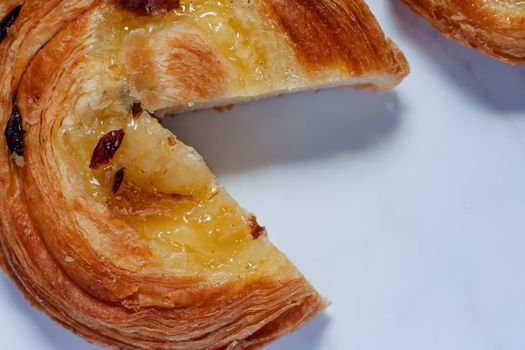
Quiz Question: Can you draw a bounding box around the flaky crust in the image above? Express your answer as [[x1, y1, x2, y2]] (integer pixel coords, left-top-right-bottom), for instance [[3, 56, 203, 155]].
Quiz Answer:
[[0, 1, 406, 349], [402, 0, 525, 64]]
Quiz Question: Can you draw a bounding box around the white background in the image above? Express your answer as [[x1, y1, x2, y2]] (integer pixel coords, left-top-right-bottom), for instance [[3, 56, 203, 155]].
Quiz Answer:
[[2, 1, 525, 349]]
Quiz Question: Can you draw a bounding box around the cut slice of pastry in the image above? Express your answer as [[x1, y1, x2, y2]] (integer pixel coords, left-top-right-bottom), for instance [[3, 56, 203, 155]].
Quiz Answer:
[[401, 0, 525, 64], [0, 1, 408, 349]]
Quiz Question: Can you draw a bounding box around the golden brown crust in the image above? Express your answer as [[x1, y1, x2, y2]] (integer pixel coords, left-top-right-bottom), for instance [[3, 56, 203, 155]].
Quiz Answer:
[[402, 0, 525, 64], [166, 34, 228, 99], [0, 0, 406, 349], [268, 0, 407, 76], [121, 28, 229, 111]]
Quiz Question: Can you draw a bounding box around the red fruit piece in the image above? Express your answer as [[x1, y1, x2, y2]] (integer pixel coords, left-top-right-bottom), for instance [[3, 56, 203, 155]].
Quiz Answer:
[[89, 129, 125, 169]]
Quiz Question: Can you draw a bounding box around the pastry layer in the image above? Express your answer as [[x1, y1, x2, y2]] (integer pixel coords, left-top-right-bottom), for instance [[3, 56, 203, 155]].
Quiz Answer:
[[402, 0, 525, 64]]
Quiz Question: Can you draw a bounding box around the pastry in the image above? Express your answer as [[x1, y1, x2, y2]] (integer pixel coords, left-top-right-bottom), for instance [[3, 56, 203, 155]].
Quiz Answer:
[[401, 0, 525, 64], [0, 0, 408, 349]]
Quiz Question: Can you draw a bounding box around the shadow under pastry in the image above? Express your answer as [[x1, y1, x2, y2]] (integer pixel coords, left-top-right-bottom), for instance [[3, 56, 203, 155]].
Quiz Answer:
[[163, 88, 403, 176]]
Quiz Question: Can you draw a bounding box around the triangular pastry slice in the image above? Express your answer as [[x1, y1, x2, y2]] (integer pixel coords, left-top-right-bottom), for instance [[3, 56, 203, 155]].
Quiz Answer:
[[0, 0, 408, 349], [402, 0, 525, 64]]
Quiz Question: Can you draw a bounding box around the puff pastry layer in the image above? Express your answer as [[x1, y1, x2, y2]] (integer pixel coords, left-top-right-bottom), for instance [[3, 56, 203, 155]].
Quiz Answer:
[[0, 0, 408, 349], [402, 0, 525, 64]]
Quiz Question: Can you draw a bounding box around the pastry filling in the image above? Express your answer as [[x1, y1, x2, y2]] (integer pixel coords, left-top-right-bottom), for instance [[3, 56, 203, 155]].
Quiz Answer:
[[94, 0, 318, 113], [484, 0, 525, 15], [58, 2, 298, 280], [62, 103, 292, 279]]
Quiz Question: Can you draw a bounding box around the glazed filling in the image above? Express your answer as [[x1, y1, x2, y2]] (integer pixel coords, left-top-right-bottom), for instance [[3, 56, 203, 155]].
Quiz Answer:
[[98, 0, 306, 102], [92, 0, 326, 119], [484, 0, 525, 15], [59, 2, 297, 279], [62, 99, 291, 279]]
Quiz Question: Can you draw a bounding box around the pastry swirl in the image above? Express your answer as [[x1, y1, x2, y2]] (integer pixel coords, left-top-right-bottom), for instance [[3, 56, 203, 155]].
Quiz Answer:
[[0, 1, 408, 349], [402, 0, 525, 64]]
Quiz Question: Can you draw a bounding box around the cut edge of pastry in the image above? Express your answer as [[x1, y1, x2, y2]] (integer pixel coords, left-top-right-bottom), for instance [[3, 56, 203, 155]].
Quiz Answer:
[[401, 0, 525, 64], [157, 68, 408, 117]]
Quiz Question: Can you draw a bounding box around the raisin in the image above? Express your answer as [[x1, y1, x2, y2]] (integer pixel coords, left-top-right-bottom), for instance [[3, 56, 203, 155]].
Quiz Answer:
[[115, 0, 180, 16], [89, 129, 125, 169], [0, 6, 22, 44], [113, 167, 125, 194], [249, 216, 265, 240], [5, 95, 25, 156], [131, 102, 142, 117]]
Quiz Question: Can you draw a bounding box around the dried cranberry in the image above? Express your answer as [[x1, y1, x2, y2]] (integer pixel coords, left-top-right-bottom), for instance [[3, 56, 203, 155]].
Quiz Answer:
[[115, 0, 179, 16], [249, 216, 266, 240], [131, 102, 142, 117], [89, 129, 125, 169], [5, 96, 25, 156], [113, 168, 125, 194], [0, 5, 21, 43]]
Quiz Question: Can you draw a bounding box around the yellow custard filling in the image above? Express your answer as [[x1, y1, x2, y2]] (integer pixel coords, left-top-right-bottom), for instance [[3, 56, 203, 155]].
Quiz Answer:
[[95, 0, 305, 106], [101, 1, 268, 88], [62, 109, 289, 278]]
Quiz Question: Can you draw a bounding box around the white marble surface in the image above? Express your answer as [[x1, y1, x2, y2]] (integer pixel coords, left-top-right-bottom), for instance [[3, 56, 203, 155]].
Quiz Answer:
[[2, 1, 525, 349]]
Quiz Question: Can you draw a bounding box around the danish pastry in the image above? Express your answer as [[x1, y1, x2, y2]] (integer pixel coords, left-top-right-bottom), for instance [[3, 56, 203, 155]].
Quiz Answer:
[[0, 1, 408, 349], [402, 0, 525, 64]]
